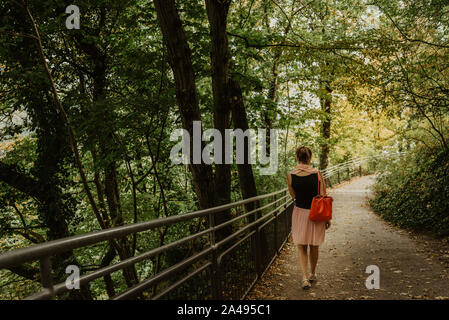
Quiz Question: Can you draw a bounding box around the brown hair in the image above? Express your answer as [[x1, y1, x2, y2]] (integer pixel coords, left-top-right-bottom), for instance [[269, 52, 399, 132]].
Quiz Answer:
[[295, 146, 312, 164]]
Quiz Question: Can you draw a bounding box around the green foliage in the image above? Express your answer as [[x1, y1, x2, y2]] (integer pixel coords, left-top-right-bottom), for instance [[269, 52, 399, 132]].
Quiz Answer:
[[1, 0, 448, 299], [370, 146, 449, 237]]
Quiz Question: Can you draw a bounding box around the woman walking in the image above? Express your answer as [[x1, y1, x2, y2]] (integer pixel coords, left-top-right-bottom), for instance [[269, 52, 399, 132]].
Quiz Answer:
[[287, 147, 331, 289]]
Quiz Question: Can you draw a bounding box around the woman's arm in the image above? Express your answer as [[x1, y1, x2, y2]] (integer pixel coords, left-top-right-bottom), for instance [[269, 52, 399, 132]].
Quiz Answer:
[[287, 173, 295, 199]]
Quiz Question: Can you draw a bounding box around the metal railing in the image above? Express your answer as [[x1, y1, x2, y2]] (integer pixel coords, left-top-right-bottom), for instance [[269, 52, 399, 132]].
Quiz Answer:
[[0, 187, 294, 300], [321, 152, 406, 187], [0, 151, 406, 300]]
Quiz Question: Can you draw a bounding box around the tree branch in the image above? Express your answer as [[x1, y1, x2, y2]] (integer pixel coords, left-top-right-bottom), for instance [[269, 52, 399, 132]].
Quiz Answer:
[[0, 162, 42, 199]]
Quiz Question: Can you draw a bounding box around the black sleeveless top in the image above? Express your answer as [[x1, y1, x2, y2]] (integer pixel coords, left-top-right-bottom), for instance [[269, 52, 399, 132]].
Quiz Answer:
[[291, 173, 320, 209]]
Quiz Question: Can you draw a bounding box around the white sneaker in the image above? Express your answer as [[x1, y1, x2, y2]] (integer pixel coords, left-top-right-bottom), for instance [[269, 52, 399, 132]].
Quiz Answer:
[[308, 274, 317, 283], [302, 279, 312, 290]]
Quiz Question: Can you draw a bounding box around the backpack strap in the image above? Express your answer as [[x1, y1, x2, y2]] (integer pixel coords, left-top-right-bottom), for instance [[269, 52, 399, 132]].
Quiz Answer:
[[317, 171, 326, 196]]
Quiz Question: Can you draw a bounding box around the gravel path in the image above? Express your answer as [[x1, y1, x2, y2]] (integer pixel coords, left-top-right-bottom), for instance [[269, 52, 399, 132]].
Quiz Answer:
[[246, 175, 449, 300]]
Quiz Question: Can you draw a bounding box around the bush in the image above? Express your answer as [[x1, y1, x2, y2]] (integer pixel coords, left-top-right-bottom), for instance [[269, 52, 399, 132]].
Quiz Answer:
[[370, 145, 449, 237]]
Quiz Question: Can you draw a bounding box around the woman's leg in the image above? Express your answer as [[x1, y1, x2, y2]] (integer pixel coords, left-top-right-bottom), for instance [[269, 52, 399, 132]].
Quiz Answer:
[[297, 244, 309, 280], [309, 245, 319, 275]]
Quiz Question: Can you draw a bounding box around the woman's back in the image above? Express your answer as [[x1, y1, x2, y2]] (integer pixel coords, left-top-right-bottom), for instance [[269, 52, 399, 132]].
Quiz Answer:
[[288, 146, 330, 290], [291, 172, 320, 209]]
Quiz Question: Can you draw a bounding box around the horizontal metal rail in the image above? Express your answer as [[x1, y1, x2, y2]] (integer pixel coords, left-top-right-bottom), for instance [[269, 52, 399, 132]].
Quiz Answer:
[[0, 188, 286, 269], [0, 187, 292, 300], [321, 152, 406, 179], [151, 262, 213, 300]]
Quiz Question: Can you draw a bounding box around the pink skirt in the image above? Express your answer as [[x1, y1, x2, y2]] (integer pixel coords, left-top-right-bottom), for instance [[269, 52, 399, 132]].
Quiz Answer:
[[291, 206, 326, 246]]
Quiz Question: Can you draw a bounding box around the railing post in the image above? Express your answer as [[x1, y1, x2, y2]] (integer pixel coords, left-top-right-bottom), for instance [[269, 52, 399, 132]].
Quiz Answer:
[[273, 193, 279, 254], [326, 177, 332, 188], [209, 212, 222, 299], [337, 170, 340, 184], [40, 256, 55, 299], [359, 165, 362, 177], [254, 209, 263, 278], [283, 191, 288, 241]]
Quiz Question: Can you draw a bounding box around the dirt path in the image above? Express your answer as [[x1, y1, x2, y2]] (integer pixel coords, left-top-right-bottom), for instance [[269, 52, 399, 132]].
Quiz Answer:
[[246, 175, 449, 300]]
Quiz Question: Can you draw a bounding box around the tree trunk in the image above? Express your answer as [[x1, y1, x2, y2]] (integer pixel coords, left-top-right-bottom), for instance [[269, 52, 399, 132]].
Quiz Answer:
[[204, 0, 233, 241], [264, 18, 291, 151], [229, 78, 259, 220], [265, 51, 281, 151], [319, 86, 332, 170], [153, 0, 216, 212]]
